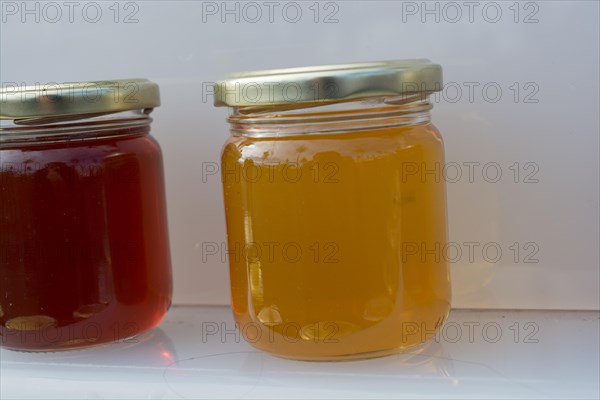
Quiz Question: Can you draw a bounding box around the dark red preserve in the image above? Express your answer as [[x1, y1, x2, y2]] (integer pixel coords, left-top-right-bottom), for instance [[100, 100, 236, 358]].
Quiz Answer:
[[0, 79, 172, 351]]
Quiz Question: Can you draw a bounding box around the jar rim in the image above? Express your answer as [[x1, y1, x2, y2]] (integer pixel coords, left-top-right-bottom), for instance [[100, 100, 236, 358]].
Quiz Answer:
[[0, 78, 160, 121], [214, 59, 442, 108], [0, 110, 152, 144], [227, 95, 433, 137]]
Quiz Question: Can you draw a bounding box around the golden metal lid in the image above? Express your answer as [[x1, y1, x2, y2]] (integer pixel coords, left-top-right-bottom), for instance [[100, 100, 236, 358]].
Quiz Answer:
[[0, 79, 160, 120], [214, 59, 442, 107]]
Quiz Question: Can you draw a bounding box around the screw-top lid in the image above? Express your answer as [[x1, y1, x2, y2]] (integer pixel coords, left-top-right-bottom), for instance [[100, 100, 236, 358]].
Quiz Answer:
[[214, 59, 442, 108], [0, 79, 160, 120]]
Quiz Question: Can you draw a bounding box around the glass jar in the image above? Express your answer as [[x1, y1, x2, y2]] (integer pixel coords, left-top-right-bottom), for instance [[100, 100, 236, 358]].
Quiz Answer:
[[0, 79, 172, 351], [215, 60, 451, 360]]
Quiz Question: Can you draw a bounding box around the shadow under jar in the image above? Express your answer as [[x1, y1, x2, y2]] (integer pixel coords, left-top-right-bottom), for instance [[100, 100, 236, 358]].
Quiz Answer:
[[0, 79, 172, 351], [215, 60, 451, 361]]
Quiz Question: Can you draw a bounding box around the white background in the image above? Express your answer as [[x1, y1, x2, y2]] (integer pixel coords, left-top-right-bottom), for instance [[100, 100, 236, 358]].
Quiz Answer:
[[1, 0, 598, 310], [3, 308, 599, 399]]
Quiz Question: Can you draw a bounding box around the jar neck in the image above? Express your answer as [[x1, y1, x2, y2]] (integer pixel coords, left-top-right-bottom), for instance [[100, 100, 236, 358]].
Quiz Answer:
[[0, 109, 152, 144], [227, 94, 433, 137]]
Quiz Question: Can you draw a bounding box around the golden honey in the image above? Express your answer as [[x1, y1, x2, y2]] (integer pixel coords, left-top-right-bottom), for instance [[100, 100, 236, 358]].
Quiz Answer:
[[222, 122, 450, 360], [216, 60, 450, 360]]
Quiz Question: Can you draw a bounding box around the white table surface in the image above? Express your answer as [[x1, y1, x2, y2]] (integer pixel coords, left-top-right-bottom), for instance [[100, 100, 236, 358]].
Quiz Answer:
[[1, 306, 598, 399]]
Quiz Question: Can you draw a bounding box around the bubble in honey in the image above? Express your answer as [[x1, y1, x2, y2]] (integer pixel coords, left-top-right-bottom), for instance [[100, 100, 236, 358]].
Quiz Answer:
[[249, 261, 265, 306], [73, 303, 109, 320], [362, 296, 395, 322], [5, 315, 57, 330], [59, 337, 98, 346], [257, 305, 282, 326], [300, 321, 360, 341]]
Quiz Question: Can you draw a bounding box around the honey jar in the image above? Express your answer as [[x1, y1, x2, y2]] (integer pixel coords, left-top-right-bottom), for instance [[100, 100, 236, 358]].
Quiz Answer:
[[215, 60, 451, 360], [0, 79, 172, 351]]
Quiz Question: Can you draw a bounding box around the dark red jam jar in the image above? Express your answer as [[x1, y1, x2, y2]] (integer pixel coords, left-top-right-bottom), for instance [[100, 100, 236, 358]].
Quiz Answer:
[[0, 79, 172, 351]]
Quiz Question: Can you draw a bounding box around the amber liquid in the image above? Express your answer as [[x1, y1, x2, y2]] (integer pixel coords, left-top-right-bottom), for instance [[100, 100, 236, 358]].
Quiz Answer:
[[0, 126, 172, 351], [222, 122, 451, 360]]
